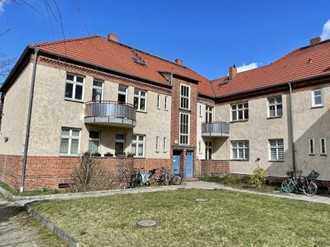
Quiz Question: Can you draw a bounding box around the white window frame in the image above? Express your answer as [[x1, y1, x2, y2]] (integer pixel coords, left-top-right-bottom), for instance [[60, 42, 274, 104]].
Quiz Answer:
[[163, 137, 167, 153], [320, 138, 327, 155], [131, 135, 145, 158], [269, 139, 284, 161], [205, 105, 213, 123], [231, 102, 249, 122], [134, 89, 147, 112], [311, 89, 323, 108], [199, 104, 203, 118], [88, 131, 100, 154], [92, 79, 103, 102], [205, 141, 213, 160], [231, 140, 249, 161], [308, 138, 315, 155], [180, 84, 190, 110], [64, 73, 84, 102], [179, 112, 190, 145], [59, 127, 81, 156], [118, 85, 128, 104], [267, 95, 283, 118], [155, 136, 159, 152], [157, 94, 161, 109]]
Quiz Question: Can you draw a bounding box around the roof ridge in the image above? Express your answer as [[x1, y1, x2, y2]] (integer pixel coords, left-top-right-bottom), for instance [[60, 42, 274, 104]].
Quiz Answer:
[[31, 35, 101, 48]]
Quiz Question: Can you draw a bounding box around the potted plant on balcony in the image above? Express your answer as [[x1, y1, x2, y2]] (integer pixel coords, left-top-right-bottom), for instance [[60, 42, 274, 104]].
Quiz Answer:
[[104, 152, 114, 157]]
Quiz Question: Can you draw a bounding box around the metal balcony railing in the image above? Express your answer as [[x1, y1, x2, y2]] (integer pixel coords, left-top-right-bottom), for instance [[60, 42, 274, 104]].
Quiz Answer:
[[202, 121, 230, 137], [84, 101, 136, 128]]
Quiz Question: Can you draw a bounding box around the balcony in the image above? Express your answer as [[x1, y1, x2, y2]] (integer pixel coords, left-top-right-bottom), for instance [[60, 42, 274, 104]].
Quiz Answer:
[[84, 101, 136, 128], [202, 122, 230, 137]]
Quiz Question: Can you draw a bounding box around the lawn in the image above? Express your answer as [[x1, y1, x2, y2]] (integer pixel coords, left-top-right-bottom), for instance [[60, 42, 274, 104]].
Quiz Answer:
[[31, 189, 330, 247]]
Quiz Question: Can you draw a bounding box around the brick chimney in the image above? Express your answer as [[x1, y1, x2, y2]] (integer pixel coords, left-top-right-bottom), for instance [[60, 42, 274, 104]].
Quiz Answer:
[[107, 33, 119, 42], [229, 65, 237, 80], [310, 37, 321, 46], [175, 58, 183, 65]]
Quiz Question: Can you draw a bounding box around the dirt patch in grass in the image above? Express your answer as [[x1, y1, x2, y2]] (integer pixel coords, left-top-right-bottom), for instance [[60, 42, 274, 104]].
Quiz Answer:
[[31, 189, 330, 247]]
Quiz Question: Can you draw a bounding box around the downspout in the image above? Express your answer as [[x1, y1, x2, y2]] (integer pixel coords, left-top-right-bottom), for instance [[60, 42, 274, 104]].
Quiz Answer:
[[287, 82, 297, 177], [20, 48, 39, 192]]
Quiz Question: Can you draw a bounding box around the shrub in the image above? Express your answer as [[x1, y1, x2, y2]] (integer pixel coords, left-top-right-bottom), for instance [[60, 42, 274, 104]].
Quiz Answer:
[[222, 174, 242, 185], [71, 152, 114, 192], [248, 168, 267, 188], [104, 152, 114, 157]]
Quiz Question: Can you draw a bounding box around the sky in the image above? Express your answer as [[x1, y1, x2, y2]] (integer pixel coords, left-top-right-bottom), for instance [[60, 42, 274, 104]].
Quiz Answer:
[[0, 0, 330, 82]]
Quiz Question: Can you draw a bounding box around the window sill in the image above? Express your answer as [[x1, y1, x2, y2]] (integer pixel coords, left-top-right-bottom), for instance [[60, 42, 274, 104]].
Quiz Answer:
[[136, 110, 147, 114], [311, 105, 324, 109], [179, 107, 191, 112], [268, 160, 284, 163], [308, 153, 316, 156], [134, 157, 146, 159], [230, 120, 248, 123], [267, 116, 282, 120], [231, 159, 249, 161], [64, 98, 84, 104], [59, 154, 80, 157], [320, 154, 327, 157]]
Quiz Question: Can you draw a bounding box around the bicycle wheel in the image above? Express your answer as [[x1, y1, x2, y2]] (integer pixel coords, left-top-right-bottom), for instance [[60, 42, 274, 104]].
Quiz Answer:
[[171, 176, 183, 185], [281, 179, 295, 193], [303, 181, 318, 196]]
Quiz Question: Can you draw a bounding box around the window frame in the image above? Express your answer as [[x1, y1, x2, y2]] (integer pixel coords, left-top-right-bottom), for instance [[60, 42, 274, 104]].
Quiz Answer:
[[205, 141, 213, 160], [269, 139, 284, 162], [134, 89, 147, 112], [179, 112, 190, 145], [163, 137, 167, 153], [92, 79, 103, 102], [180, 84, 191, 110], [164, 96, 168, 111], [231, 140, 249, 161], [64, 73, 85, 102], [267, 95, 283, 118], [157, 94, 161, 109], [115, 134, 125, 156], [308, 138, 315, 156], [88, 131, 100, 154], [231, 102, 249, 122], [320, 138, 327, 156], [205, 105, 213, 123], [59, 127, 81, 156], [131, 134, 145, 158], [311, 89, 323, 108], [155, 136, 159, 152], [118, 85, 128, 104]]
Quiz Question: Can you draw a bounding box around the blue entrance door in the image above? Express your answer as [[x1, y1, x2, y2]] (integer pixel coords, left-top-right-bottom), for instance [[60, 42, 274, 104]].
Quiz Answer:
[[172, 155, 181, 176], [185, 151, 194, 178]]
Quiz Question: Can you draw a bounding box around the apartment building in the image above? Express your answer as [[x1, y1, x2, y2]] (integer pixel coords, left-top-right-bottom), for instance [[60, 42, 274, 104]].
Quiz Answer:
[[0, 34, 329, 191]]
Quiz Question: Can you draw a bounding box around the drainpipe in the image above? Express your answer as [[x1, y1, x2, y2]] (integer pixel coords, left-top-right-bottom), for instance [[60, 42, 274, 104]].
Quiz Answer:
[[20, 48, 39, 192], [287, 82, 297, 177]]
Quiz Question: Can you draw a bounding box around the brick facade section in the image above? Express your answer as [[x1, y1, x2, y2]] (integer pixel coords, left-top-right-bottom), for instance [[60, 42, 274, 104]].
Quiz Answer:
[[201, 160, 230, 177], [0, 154, 171, 191]]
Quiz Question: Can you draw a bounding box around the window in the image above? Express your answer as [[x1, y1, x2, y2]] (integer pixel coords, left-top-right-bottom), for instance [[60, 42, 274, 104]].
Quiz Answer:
[[60, 127, 80, 155], [92, 79, 103, 102], [231, 102, 248, 121], [163, 137, 167, 153], [134, 89, 147, 111], [320, 138, 327, 155], [205, 141, 213, 160], [155, 136, 159, 152], [308, 138, 315, 155], [269, 139, 284, 161], [65, 74, 84, 101], [132, 135, 145, 157], [164, 96, 168, 110], [199, 105, 202, 118], [157, 94, 160, 109], [179, 112, 190, 145], [180, 84, 190, 110], [115, 134, 125, 156], [118, 85, 128, 104], [205, 105, 213, 123], [312, 89, 323, 107], [88, 131, 100, 154], [268, 95, 282, 118], [231, 140, 249, 160], [198, 140, 202, 154]]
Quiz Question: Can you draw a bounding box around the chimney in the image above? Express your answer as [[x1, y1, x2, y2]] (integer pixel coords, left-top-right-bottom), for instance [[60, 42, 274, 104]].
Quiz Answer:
[[107, 33, 119, 42], [310, 37, 321, 46], [228, 65, 237, 80], [175, 58, 183, 65]]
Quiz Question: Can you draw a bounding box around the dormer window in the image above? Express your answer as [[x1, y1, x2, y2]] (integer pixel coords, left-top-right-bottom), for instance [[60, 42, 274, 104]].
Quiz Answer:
[[132, 50, 147, 66]]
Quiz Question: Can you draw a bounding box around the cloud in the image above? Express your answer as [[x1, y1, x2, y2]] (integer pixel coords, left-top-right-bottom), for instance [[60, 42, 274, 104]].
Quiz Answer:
[[0, 0, 7, 13], [236, 62, 258, 73], [321, 20, 330, 41]]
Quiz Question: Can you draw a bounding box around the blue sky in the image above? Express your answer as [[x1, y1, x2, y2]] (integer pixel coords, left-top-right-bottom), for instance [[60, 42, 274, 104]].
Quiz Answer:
[[0, 0, 330, 81]]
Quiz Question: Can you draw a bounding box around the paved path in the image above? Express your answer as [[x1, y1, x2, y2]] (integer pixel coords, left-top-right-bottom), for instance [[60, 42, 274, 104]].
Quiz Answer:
[[0, 196, 64, 247], [12, 181, 330, 206]]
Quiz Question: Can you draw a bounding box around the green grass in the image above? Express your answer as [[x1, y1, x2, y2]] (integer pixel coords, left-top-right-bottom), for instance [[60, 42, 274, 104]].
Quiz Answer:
[[200, 176, 279, 193], [31, 189, 330, 247]]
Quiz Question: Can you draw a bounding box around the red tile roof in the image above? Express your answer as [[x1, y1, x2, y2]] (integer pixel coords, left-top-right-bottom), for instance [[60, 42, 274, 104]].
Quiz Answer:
[[211, 40, 330, 98], [33, 36, 215, 97]]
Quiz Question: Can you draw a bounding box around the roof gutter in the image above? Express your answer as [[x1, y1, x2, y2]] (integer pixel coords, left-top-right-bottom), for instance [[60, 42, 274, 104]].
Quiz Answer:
[[20, 48, 39, 192], [287, 82, 297, 177]]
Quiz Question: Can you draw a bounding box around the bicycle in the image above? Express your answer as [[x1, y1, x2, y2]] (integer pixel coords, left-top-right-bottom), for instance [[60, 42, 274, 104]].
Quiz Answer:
[[281, 170, 319, 196]]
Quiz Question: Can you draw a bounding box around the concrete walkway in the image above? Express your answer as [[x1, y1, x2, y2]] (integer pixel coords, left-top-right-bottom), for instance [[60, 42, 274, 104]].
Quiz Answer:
[[11, 181, 330, 206], [0, 196, 45, 247]]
